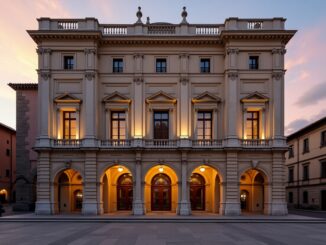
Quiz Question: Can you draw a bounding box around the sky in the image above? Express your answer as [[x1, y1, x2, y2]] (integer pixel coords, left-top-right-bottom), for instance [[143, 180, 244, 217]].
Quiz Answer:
[[0, 0, 325, 135]]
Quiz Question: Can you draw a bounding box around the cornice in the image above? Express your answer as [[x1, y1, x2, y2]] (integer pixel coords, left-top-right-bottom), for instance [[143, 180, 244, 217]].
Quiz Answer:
[[8, 83, 38, 91]]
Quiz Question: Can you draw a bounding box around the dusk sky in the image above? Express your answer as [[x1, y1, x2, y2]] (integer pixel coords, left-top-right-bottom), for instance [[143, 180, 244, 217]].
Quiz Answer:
[[0, 0, 325, 135]]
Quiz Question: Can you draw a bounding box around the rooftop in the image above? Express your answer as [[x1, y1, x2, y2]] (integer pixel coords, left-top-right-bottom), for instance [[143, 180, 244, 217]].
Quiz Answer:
[[287, 116, 326, 141]]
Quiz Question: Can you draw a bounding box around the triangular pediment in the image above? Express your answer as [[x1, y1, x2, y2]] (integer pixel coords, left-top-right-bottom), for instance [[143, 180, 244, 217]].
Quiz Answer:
[[103, 91, 131, 103], [192, 91, 221, 103], [241, 91, 269, 103], [146, 91, 176, 104], [54, 93, 81, 103]]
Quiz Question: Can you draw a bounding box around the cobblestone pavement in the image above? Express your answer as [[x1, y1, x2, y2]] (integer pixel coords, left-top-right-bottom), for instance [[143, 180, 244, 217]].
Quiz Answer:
[[0, 222, 325, 245]]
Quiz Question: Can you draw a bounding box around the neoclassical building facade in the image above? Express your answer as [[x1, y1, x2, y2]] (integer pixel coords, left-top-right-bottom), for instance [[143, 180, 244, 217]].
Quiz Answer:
[[29, 7, 296, 215]]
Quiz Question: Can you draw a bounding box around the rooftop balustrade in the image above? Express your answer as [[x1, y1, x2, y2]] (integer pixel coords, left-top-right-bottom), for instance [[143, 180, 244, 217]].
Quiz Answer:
[[36, 17, 286, 36]]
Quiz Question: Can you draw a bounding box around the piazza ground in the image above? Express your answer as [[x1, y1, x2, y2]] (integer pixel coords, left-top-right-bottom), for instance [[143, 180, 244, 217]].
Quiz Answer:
[[0, 221, 325, 245]]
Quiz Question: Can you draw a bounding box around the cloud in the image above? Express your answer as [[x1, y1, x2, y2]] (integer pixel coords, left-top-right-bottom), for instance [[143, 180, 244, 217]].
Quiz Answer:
[[285, 109, 326, 135], [295, 82, 326, 107]]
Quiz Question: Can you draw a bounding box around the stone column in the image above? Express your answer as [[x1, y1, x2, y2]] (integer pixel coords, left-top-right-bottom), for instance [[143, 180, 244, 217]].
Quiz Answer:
[[82, 152, 98, 215], [35, 151, 52, 214], [224, 151, 240, 215], [179, 152, 190, 215], [83, 48, 97, 146], [180, 77, 189, 138], [225, 48, 239, 147], [37, 48, 52, 147], [133, 77, 143, 138], [272, 71, 285, 146], [133, 152, 144, 215], [271, 152, 288, 215]]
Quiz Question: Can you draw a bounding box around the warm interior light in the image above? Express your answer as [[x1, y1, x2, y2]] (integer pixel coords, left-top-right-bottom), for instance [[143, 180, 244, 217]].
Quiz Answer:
[[134, 135, 142, 139], [199, 167, 205, 172], [180, 135, 188, 139], [118, 167, 124, 172], [158, 167, 164, 172]]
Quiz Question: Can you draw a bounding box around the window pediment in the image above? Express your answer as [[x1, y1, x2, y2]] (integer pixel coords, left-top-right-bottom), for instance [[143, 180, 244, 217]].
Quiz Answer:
[[103, 91, 131, 104], [146, 91, 176, 104], [54, 93, 81, 103], [192, 91, 221, 103], [241, 91, 269, 103]]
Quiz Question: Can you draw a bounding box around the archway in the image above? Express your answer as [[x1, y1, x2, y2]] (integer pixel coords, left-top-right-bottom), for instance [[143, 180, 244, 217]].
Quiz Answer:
[[189, 165, 222, 213], [151, 173, 171, 211], [54, 169, 83, 213], [100, 165, 133, 213], [144, 165, 178, 213], [240, 169, 267, 214], [0, 189, 8, 203], [190, 173, 205, 211]]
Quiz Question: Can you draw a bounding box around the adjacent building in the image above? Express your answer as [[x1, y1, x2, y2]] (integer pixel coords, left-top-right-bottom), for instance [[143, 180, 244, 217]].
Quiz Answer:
[[26, 7, 295, 215], [8, 83, 38, 211], [285, 117, 326, 210], [0, 122, 16, 203]]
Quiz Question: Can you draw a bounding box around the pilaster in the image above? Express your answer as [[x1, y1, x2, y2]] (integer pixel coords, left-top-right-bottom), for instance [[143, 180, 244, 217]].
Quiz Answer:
[[179, 152, 190, 215], [133, 76, 143, 138], [35, 151, 52, 214], [82, 151, 98, 215], [133, 152, 144, 215]]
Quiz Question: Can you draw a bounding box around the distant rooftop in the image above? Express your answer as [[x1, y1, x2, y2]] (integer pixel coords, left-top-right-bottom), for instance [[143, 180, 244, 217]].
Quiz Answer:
[[8, 83, 38, 90], [0, 122, 16, 133], [287, 116, 326, 141]]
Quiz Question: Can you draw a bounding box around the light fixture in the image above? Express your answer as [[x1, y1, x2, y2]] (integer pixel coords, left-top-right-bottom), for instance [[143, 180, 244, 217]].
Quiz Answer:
[[158, 167, 164, 172], [118, 167, 124, 172], [199, 167, 205, 172]]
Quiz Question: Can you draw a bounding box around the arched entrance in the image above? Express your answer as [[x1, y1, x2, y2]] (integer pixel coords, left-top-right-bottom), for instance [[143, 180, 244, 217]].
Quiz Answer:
[[117, 173, 133, 210], [100, 165, 133, 213], [54, 168, 83, 213], [151, 173, 171, 211], [189, 165, 222, 213], [240, 169, 267, 214], [0, 189, 8, 203], [190, 173, 205, 211], [144, 165, 178, 213]]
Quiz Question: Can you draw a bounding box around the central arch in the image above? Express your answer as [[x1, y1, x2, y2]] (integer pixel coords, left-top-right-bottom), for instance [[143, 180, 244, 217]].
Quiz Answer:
[[144, 165, 178, 213], [190, 173, 205, 211], [151, 173, 171, 211]]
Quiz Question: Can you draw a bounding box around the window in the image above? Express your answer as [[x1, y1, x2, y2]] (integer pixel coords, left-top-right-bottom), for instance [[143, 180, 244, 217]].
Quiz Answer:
[[303, 165, 309, 181], [288, 167, 294, 183], [303, 138, 309, 153], [303, 191, 308, 204], [288, 145, 294, 158], [197, 111, 212, 140], [63, 56, 74, 70], [63, 111, 77, 139], [156, 58, 167, 73], [6, 149, 10, 156], [288, 192, 293, 203], [321, 131, 326, 147], [249, 56, 259, 69], [321, 161, 326, 178], [112, 58, 123, 73], [153, 111, 169, 139], [5, 169, 10, 177], [245, 111, 259, 139], [200, 59, 210, 73], [111, 111, 126, 140]]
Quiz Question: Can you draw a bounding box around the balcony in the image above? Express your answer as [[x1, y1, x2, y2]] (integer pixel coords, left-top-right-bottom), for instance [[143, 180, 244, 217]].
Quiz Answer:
[[192, 139, 223, 148], [101, 139, 131, 148], [144, 139, 178, 148], [241, 139, 271, 148], [53, 139, 82, 147]]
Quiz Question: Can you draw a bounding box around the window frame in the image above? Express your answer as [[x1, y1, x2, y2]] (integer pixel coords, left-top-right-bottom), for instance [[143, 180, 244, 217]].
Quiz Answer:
[[321, 161, 326, 178], [153, 111, 169, 139], [156, 58, 167, 73], [112, 58, 124, 73], [197, 111, 212, 140], [288, 192, 293, 204], [63, 55, 75, 70], [303, 138, 309, 154], [302, 164, 309, 181], [200, 58, 210, 73], [288, 167, 294, 183], [303, 191, 308, 204], [321, 130, 326, 147], [63, 111, 77, 140], [288, 145, 294, 158], [245, 111, 260, 139], [110, 111, 126, 140], [249, 56, 259, 70]]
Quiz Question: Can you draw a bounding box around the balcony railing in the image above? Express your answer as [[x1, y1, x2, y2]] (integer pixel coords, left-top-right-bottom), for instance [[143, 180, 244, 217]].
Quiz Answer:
[[192, 139, 223, 147], [53, 139, 82, 147], [101, 139, 131, 147], [241, 139, 271, 147], [144, 139, 178, 148]]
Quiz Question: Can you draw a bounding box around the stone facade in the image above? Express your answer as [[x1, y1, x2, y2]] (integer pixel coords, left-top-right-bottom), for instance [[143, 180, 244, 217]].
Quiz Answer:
[[9, 83, 38, 211], [285, 117, 326, 210], [28, 8, 296, 215]]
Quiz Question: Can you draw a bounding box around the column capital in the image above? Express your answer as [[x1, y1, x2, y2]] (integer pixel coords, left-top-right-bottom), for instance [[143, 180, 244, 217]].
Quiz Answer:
[[180, 77, 189, 85], [179, 53, 189, 59], [228, 72, 238, 80], [226, 48, 239, 55], [85, 71, 96, 81], [133, 53, 144, 59], [272, 48, 286, 55], [39, 70, 51, 81], [84, 48, 97, 55], [272, 71, 284, 80], [133, 76, 143, 85], [36, 48, 52, 55]]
